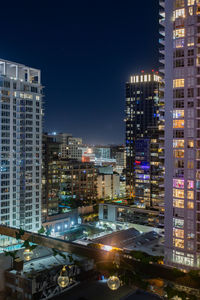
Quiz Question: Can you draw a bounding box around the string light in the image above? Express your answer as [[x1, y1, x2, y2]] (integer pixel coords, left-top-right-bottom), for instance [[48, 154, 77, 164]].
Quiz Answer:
[[57, 266, 70, 288]]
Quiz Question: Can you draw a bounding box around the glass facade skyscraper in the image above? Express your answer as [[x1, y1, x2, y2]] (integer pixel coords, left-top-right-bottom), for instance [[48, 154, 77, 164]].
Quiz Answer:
[[125, 73, 163, 209]]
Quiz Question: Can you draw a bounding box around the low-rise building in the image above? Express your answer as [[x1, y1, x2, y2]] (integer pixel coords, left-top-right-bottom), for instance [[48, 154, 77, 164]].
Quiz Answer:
[[99, 203, 163, 228], [67, 137, 83, 161]]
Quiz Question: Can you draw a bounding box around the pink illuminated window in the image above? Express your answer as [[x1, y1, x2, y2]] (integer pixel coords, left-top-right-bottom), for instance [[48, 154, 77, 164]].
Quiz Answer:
[[187, 180, 194, 189], [173, 179, 184, 188]]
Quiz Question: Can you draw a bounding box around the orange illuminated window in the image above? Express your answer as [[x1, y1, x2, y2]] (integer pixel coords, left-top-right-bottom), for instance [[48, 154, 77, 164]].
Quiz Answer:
[[173, 228, 184, 238], [173, 199, 184, 208], [174, 150, 184, 158], [173, 238, 184, 248], [188, 140, 194, 148], [197, 4, 200, 15], [187, 201, 194, 209], [187, 190, 194, 200], [173, 79, 184, 88], [173, 29, 185, 39], [187, 160, 194, 169], [173, 139, 184, 148], [188, 0, 195, 5], [173, 188, 184, 198], [173, 120, 184, 128]]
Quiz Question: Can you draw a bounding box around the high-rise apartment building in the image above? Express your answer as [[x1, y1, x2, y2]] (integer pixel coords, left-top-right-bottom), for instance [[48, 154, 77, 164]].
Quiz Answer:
[[0, 59, 43, 233], [125, 73, 163, 209], [161, 0, 200, 268], [42, 157, 97, 219], [42, 134, 60, 220]]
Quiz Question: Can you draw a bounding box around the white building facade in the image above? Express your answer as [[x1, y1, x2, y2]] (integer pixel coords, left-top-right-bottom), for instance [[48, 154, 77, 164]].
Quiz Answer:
[[161, 0, 200, 268], [97, 173, 120, 200], [0, 59, 42, 233]]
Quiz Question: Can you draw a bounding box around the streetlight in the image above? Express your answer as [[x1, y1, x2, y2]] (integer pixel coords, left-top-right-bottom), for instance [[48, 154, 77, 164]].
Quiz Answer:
[[107, 275, 120, 290], [57, 266, 70, 288], [23, 249, 34, 261]]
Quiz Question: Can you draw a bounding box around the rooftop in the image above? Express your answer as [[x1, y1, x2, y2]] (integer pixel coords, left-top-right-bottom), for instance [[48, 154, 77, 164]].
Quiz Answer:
[[51, 281, 161, 300], [0, 58, 41, 84], [129, 73, 161, 84]]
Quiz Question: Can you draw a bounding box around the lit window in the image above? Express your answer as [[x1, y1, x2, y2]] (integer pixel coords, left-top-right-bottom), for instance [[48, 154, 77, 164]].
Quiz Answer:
[[173, 139, 184, 148], [20, 93, 33, 99], [197, 4, 200, 15], [197, 150, 200, 159], [188, 0, 195, 5], [173, 228, 184, 238], [187, 180, 194, 189], [187, 37, 194, 46], [173, 179, 184, 188], [173, 120, 184, 128], [187, 190, 194, 199], [188, 140, 194, 148], [174, 38, 185, 48], [173, 218, 184, 229], [187, 160, 194, 169], [173, 8, 185, 19], [173, 79, 185, 88], [173, 29, 185, 39], [187, 201, 194, 209], [174, 150, 184, 158], [174, 238, 184, 249], [189, 6, 194, 15], [173, 109, 184, 118], [173, 199, 184, 208], [175, 0, 185, 8], [173, 188, 184, 198]]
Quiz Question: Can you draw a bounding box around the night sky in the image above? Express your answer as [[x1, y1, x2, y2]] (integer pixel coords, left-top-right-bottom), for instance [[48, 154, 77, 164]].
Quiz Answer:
[[0, 0, 159, 144]]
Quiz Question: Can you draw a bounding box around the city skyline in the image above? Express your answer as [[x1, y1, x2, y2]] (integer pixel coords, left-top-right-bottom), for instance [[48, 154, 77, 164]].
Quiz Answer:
[[0, 0, 159, 144], [1, 0, 200, 299]]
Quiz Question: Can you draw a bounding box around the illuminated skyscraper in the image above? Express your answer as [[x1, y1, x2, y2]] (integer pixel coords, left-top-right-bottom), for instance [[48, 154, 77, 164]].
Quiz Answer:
[[125, 73, 163, 209], [161, 0, 200, 268], [0, 59, 43, 234]]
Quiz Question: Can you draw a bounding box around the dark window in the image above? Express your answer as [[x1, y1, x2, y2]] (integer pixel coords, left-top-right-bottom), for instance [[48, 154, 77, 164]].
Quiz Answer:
[[174, 59, 184, 68], [188, 88, 194, 97], [173, 89, 184, 98], [188, 49, 194, 56], [188, 58, 194, 66]]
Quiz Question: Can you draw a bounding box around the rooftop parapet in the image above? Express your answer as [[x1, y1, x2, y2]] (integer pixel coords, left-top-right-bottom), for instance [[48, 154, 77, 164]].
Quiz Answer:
[[0, 59, 41, 84]]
